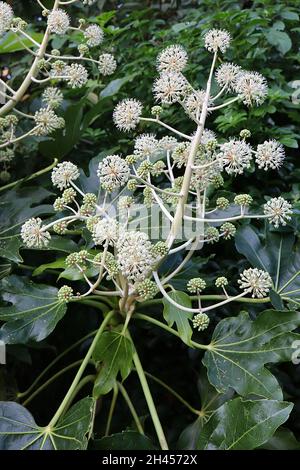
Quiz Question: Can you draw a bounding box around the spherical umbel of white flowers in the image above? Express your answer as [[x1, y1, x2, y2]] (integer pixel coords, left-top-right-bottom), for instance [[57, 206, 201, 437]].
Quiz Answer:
[[234, 71, 268, 106], [34, 108, 65, 136], [238, 268, 272, 298], [134, 134, 159, 160], [0, 1, 14, 36], [157, 45, 188, 73], [64, 64, 88, 88], [21, 218, 51, 248], [51, 162, 80, 190], [98, 54, 117, 76], [116, 231, 156, 282], [219, 139, 252, 175], [42, 87, 64, 110], [264, 197, 292, 228], [204, 29, 231, 53], [97, 155, 130, 192], [47, 9, 70, 35], [215, 62, 241, 91], [93, 218, 118, 246], [153, 71, 187, 104], [255, 140, 285, 171], [84, 24, 104, 47], [113, 99, 143, 132]]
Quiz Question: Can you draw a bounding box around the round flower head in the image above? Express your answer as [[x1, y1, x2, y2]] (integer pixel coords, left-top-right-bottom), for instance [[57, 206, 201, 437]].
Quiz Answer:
[[153, 71, 187, 104], [97, 155, 130, 191], [201, 129, 217, 146], [159, 136, 178, 152], [0, 2, 14, 36], [34, 108, 65, 136], [134, 134, 159, 160], [234, 71, 268, 106], [47, 9, 70, 35], [93, 218, 118, 246], [21, 218, 51, 248], [255, 140, 285, 171], [116, 231, 155, 282], [65, 63, 88, 88], [58, 285, 73, 303], [136, 279, 158, 301], [215, 63, 241, 91], [192, 313, 210, 332], [113, 99, 143, 132], [264, 197, 292, 228], [220, 222, 236, 239], [42, 87, 63, 109], [51, 161, 80, 190], [184, 90, 212, 120], [157, 45, 188, 73], [238, 268, 272, 298], [204, 29, 231, 53], [84, 24, 104, 47], [187, 277, 206, 293], [215, 276, 228, 288], [219, 139, 252, 175], [98, 53, 117, 76]]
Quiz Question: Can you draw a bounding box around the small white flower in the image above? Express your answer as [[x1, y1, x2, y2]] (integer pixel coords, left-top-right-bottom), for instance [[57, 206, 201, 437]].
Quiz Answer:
[[157, 45, 188, 73], [98, 53, 117, 76], [42, 87, 64, 109], [219, 139, 252, 175], [264, 197, 292, 228], [97, 155, 130, 191], [234, 71, 268, 106], [238, 268, 272, 298], [21, 218, 51, 248], [51, 161, 80, 190], [201, 129, 217, 146], [153, 72, 187, 104], [34, 108, 65, 136], [204, 29, 231, 53], [215, 62, 241, 91], [255, 140, 285, 170], [159, 136, 178, 152], [93, 218, 118, 246], [64, 63, 88, 88], [134, 134, 159, 160], [116, 231, 155, 282], [0, 1, 14, 36], [47, 9, 70, 35], [183, 90, 212, 120], [113, 99, 143, 132], [84, 24, 104, 47]]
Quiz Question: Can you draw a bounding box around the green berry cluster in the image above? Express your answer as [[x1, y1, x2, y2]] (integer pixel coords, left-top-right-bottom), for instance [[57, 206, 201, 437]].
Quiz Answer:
[[187, 277, 206, 293]]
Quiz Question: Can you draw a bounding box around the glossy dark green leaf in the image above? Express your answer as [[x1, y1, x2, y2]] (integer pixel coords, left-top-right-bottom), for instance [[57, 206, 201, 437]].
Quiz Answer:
[[0, 31, 44, 53], [235, 226, 300, 308], [0, 398, 94, 450], [163, 291, 193, 345], [260, 428, 300, 450], [0, 276, 67, 344], [94, 431, 157, 450], [198, 398, 293, 450], [202, 309, 300, 399], [0, 259, 11, 280], [93, 331, 134, 397]]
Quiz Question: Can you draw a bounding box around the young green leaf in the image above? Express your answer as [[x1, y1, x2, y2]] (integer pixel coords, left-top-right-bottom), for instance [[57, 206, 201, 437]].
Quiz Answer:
[[163, 291, 193, 345]]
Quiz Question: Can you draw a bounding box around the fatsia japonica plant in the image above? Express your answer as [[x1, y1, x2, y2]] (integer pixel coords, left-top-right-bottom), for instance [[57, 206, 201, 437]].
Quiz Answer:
[[0, 25, 299, 451], [0, 0, 116, 180]]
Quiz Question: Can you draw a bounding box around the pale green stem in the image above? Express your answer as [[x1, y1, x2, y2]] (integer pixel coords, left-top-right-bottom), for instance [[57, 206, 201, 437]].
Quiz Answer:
[[0, 158, 58, 193], [105, 383, 119, 436], [117, 382, 144, 435]]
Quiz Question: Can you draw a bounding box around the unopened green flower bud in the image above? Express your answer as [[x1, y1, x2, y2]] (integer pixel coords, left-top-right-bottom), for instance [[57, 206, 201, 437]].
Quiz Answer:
[[215, 276, 228, 288], [53, 221, 68, 234], [78, 44, 89, 56], [58, 285, 73, 302], [152, 241, 168, 257], [53, 197, 65, 212], [192, 313, 209, 331], [80, 203, 94, 216], [212, 174, 224, 188], [0, 170, 11, 182], [187, 277, 206, 293], [86, 215, 100, 232], [234, 194, 253, 206], [216, 197, 230, 210], [151, 105, 163, 117], [136, 279, 158, 300], [127, 179, 137, 191], [126, 154, 138, 165], [205, 226, 219, 243], [66, 252, 80, 267], [152, 160, 165, 177], [51, 49, 61, 57], [220, 222, 236, 240], [240, 129, 251, 139], [62, 188, 76, 204], [137, 161, 153, 178], [83, 193, 97, 206]]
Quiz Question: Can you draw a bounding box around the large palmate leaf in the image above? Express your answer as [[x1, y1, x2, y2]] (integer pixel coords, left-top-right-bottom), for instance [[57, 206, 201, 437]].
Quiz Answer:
[[202, 309, 300, 399], [0, 275, 67, 344], [235, 225, 300, 309], [93, 331, 134, 397], [197, 398, 293, 450], [163, 291, 193, 345], [0, 398, 94, 450], [0, 187, 53, 263]]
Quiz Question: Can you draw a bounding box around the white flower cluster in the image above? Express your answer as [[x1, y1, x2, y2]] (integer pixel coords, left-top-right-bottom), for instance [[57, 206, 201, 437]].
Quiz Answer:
[[113, 99, 143, 132], [84, 25, 104, 47], [153, 71, 187, 104], [34, 108, 65, 136], [255, 140, 285, 170], [98, 54, 117, 76], [97, 155, 130, 191], [21, 218, 51, 248], [0, 1, 13, 36], [215, 63, 241, 91], [42, 87, 64, 109], [204, 29, 231, 53], [134, 134, 159, 160], [234, 71, 268, 106], [219, 139, 252, 175], [47, 9, 70, 35], [116, 231, 155, 282], [65, 63, 89, 88], [238, 268, 272, 298], [157, 45, 188, 73], [93, 219, 118, 246], [264, 197, 292, 228], [51, 162, 80, 190]]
